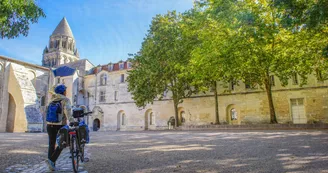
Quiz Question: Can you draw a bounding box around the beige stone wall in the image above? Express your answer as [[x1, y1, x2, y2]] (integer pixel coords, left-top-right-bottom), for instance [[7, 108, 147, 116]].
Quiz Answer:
[[0, 56, 49, 132], [83, 65, 328, 131]]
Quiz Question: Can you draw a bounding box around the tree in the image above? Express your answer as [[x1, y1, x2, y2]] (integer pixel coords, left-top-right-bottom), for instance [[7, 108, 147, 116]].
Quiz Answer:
[[127, 11, 198, 127], [180, 5, 238, 125], [273, 0, 328, 29], [195, 0, 328, 124], [0, 0, 45, 39]]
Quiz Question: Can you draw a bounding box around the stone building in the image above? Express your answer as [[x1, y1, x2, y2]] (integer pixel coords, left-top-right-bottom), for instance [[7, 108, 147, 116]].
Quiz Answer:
[[84, 63, 328, 131], [0, 56, 50, 132], [1, 17, 328, 132]]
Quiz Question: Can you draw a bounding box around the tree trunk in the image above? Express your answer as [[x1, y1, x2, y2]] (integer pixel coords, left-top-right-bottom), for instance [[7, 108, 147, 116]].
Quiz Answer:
[[173, 101, 179, 128], [264, 73, 278, 124], [172, 90, 180, 128], [213, 81, 220, 124]]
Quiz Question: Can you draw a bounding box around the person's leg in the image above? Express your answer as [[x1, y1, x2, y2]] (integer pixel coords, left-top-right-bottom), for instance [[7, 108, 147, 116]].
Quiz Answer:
[[47, 125, 57, 160], [50, 125, 64, 162]]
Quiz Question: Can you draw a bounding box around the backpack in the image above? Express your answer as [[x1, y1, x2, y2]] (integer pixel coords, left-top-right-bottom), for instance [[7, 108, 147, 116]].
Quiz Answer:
[[56, 125, 69, 149], [46, 100, 63, 123], [78, 120, 90, 144]]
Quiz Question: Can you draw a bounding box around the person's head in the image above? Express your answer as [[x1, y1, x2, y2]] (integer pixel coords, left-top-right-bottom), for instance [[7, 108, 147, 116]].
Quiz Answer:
[[55, 84, 67, 96]]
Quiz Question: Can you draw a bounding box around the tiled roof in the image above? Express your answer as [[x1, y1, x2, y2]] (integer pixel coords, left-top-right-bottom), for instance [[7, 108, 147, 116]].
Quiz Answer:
[[87, 61, 130, 75], [53, 66, 76, 77]]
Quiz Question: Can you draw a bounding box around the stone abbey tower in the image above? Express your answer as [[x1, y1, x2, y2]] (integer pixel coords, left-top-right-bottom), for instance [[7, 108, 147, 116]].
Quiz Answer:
[[42, 17, 80, 67]]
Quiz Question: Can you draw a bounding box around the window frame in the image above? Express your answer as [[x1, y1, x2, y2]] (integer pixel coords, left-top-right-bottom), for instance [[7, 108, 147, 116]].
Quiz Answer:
[[119, 63, 124, 70], [120, 74, 125, 83], [292, 73, 298, 85], [99, 91, 106, 102], [114, 91, 118, 101]]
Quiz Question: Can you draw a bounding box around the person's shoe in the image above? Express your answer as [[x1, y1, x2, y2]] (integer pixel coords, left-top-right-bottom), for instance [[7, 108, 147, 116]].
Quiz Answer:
[[83, 157, 89, 162], [46, 159, 56, 171]]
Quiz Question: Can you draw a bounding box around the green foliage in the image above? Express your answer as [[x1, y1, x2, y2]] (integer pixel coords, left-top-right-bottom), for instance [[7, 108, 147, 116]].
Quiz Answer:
[[274, 0, 328, 29], [127, 11, 198, 126], [0, 0, 45, 39], [186, 0, 328, 123], [129, 0, 328, 125]]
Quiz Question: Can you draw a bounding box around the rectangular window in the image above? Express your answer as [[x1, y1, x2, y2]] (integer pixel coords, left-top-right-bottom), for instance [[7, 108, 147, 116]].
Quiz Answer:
[[291, 98, 304, 106], [57, 78, 60, 84], [245, 83, 251, 89], [99, 91, 106, 102], [245, 78, 252, 89], [62, 41, 66, 48], [120, 74, 125, 83], [245, 78, 254, 89], [114, 91, 118, 101], [292, 73, 298, 85], [128, 62, 132, 69], [108, 64, 113, 71], [230, 81, 235, 91], [119, 63, 124, 70], [270, 75, 275, 86], [316, 70, 323, 82]]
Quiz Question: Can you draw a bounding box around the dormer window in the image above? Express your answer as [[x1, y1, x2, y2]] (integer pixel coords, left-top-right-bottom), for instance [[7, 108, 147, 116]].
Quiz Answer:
[[119, 63, 124, 70], [100, 74, 107, 85]]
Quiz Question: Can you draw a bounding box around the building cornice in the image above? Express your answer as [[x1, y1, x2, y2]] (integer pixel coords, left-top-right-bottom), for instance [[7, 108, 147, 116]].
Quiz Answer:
[[0, 55, 50, 71]]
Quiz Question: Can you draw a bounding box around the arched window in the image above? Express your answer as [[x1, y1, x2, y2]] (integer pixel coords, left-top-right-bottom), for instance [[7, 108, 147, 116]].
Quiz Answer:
[[180, 111, 185, 123], [231, 108, 237, 120], [150, 112, 154, 125], [100, 74, 107, 85], [122, 113, 126, 125], [62, 41, 66, 48]]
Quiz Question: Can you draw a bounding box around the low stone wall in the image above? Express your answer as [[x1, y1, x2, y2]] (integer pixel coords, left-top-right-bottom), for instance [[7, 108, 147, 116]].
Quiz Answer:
[[178, 123, 328, 130]]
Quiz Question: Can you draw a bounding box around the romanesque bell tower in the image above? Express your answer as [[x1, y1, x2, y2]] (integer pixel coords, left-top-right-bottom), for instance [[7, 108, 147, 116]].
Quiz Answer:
[[42, 17, 79, 67]]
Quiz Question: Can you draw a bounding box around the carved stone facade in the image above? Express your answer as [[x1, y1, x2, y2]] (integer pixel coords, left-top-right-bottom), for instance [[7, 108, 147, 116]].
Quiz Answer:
[[0, 56, 50, 132]]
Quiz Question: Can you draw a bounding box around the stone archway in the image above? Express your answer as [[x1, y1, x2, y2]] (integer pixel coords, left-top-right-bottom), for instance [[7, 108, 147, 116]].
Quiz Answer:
[[6, 94, 16, 132], [226, 104, 239, 125], [93, 118, 100, 131], [91, 106, 103, 131], [144, 109, 152, 130], [178, 107, 185, 125], [117, 110, 126, 131]]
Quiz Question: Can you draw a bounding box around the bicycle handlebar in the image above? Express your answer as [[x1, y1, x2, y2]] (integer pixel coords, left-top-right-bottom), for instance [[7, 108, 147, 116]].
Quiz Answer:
[[82, 111, 93, 116]]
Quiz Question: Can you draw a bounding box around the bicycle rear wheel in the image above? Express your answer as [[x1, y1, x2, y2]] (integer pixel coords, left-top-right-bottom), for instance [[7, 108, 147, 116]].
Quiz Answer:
[[70, 136, 79, 173]]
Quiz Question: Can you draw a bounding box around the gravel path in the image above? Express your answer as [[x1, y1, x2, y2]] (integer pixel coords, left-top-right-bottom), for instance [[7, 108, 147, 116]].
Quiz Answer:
[[84, 130, 328, 173], [1, 130, 328, 173]]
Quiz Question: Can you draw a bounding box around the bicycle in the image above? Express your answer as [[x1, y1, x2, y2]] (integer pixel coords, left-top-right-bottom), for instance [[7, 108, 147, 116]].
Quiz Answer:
[[69, 110, 92, 173]]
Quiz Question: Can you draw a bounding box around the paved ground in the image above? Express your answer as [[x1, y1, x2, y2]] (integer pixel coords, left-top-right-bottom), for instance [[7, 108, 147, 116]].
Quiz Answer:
[[1, 130, 328, 173], [0, 133, 88, 173]]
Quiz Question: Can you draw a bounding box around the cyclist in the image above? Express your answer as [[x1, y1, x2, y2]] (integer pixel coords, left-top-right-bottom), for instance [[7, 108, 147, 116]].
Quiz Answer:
[[46, 84, 74, 171]]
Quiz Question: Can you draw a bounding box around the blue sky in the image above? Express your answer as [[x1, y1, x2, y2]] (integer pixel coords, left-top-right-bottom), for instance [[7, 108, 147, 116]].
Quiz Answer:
[[0, 0, 194, 66]]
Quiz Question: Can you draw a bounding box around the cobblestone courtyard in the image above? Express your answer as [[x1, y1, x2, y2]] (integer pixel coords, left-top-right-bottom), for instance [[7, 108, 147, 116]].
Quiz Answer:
[[1, 130, 328, 173]]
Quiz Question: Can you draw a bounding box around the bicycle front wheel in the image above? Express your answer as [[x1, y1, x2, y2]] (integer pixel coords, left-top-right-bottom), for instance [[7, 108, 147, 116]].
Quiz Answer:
[[70, 136, 79, 173]]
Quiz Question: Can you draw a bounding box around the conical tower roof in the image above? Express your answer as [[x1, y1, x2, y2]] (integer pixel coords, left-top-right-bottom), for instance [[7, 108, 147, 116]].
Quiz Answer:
[[51, 17, 74, 38]]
